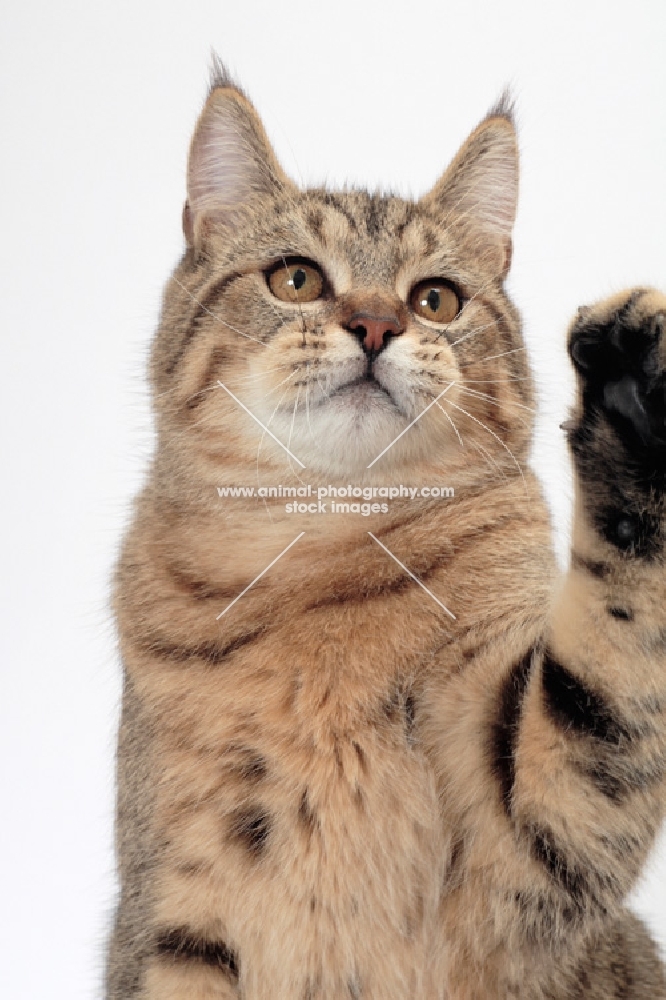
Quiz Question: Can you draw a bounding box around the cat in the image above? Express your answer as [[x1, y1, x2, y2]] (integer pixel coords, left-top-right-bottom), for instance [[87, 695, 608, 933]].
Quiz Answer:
[[107, 58, 666, 999]]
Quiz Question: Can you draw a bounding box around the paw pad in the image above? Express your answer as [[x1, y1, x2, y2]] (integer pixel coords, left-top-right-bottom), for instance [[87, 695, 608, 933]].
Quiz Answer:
[[569, 291, 666, 448]]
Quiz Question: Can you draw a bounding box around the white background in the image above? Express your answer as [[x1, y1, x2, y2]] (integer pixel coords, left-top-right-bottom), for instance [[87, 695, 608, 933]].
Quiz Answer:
[[2, 1, 666, 996]]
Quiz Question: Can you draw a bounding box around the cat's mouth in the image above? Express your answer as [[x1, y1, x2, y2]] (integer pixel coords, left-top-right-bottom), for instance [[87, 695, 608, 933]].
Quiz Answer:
[[314, 353, 408, 415], [334, 372, 394, 399]]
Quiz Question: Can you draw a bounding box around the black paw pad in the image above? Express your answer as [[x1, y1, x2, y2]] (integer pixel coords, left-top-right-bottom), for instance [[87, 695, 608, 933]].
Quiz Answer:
[[615, 517, 636, 547], [567, 293, 666, 557], [596, 506, 662, 558], [569, 301, 666, 449]]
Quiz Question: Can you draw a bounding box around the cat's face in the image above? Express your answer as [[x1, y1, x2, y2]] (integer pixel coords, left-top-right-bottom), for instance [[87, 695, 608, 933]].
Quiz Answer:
[[151, 70, 533, 482]]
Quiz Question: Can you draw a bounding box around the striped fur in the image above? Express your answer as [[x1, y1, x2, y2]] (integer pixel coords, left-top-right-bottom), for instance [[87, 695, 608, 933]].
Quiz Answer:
[[108, 67, 666, 999]]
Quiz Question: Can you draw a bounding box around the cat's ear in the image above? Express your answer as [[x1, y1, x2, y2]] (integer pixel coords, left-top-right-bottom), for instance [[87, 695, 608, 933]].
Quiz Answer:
[[183, 60, 295, 246], [420, 97, 518, 275]]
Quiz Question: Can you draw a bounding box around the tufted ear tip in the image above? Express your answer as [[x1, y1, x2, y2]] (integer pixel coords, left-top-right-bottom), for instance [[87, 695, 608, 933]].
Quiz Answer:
[[420, 96, 519, 275], [207, 51, 248, 98], [484, 87, 517, 128], [185, 67, 295, 246], [208, 50, 234, 92]]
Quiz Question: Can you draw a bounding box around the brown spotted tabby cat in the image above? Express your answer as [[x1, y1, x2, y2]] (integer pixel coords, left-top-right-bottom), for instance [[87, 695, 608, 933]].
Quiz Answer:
[[108, 60, 666, 998]]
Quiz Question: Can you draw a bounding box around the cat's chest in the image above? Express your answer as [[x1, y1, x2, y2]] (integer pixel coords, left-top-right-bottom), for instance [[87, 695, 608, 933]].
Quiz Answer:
[[224, 636, 446, 889], [149, 601, 454, 997], [218, 706, 449, 1000]]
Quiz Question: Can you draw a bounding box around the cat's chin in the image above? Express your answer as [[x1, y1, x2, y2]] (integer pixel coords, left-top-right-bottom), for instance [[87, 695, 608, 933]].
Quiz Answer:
[[258, 388, 434, 477], [328, 377, 402, 412]]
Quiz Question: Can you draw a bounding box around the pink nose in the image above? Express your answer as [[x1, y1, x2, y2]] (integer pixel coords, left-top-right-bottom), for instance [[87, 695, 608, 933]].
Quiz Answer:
[[347, 312, 404, 355]]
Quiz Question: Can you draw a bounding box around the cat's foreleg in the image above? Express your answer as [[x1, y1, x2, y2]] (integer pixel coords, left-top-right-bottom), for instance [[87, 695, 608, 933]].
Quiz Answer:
[[441, 289, 666, 998]]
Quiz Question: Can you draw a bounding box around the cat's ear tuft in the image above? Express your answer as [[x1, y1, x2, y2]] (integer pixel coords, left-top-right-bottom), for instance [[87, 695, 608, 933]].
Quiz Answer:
[[485, 87, 516, 127], [208, 51, 236, 93], [421, 97, 519, 275], [184, 69, 295, 246]]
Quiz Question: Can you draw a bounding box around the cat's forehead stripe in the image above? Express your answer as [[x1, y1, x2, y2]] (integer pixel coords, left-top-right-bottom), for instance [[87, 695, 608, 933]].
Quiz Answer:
[[308, 190, 417, 242], [364, 196, 390, 239], [306, 191, 452, 278], [312, 191, 359, 233], [301, 192, 436, 288]]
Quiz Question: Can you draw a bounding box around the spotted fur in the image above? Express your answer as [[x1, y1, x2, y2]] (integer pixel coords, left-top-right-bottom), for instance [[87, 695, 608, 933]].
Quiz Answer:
[[107, 63, 666, 999]]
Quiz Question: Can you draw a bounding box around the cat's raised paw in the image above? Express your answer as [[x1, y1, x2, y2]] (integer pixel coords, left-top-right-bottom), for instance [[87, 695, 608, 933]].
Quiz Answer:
[[568, 287, 666, 448]]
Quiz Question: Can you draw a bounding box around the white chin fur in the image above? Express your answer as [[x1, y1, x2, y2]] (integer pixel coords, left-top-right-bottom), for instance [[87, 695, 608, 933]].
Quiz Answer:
[[250, 381, 440, 476]]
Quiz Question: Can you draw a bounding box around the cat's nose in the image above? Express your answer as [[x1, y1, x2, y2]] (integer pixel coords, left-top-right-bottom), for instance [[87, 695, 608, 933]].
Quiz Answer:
[[347, 312, 404, 356]]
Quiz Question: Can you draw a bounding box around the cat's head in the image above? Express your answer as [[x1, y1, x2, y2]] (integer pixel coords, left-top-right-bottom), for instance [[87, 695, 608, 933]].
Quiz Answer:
[[151, 63, 533, 484]]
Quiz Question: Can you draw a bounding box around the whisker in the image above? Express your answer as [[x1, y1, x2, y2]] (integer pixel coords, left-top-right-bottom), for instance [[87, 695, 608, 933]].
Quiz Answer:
[[164, 368, 299, 448], [435, 402, 464, 448], [173, 276, 273, 350], [459, 384, 535, 415], [257, 369, 301, 403], [305, 375, 318, 445], [287, 387, 307, 484], [228, 364, 294, 385], [183, 381, 221, 407], [255, 373, 299, 504], [313, 367, 330, 405], [472, 440, 509, 481], [448, 316, 501, 350], [153, 368, 288, 402], [462, 376, 531, 384], [459, 345, 528, 367], [444, 398, 528, 493], [434, 275, 501, 345]]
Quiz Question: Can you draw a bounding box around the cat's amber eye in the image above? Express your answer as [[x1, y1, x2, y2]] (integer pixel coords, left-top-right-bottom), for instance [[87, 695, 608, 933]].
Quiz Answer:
[[267, 259, 324, 303], [410, 280, 461, 324]]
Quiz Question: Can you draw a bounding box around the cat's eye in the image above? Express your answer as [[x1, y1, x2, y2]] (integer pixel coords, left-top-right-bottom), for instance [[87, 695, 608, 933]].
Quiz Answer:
[[267, 259, 324, 303], [410, 280, 461, 324]]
